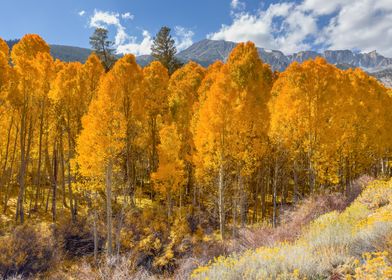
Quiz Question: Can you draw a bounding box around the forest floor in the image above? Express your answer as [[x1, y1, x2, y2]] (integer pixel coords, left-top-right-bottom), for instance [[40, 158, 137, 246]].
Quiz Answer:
[[2, 176, 392, 279], [192, 176, 392, 279]]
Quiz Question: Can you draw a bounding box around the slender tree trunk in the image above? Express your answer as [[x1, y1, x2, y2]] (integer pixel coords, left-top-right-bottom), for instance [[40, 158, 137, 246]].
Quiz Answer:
[[151, 116, 158, 172], [293, 161, 299, 204], [93, 207, 98, 262], [239, 174, 246, 228], [345, 157, 351, 197], [261, 168, 267, 220], [106, 160, 113, 257], [218, 162, 224, 240], [0, 116, 13, 205], [273, 157, 278, 228], [3, 125, 18, 214], [59, 135, 67, 208], [67, 120, 75, 221], [52, 141, 58, 221], [34, 101, 45, 210], [232, 197, 236, 238], [16, 110, 27, 223], [16, 116, 33, 223], [167, 191, 172, 220], [115, 189, 127, 257]]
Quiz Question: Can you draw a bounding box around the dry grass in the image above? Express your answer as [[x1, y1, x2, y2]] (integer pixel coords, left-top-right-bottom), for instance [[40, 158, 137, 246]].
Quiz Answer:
[[191, 177, 392, 280]]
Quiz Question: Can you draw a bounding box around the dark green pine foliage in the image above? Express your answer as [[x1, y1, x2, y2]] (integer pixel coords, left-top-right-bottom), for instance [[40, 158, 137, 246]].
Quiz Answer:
[[151, 26, 182, 75], [89, 28, 117, 72]]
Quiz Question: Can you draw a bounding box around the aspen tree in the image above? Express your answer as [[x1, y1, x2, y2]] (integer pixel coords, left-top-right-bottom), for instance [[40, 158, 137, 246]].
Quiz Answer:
[[77, 54, 142, 256], [142, 61, 169, 173], [11, 35, 51, 223], [151, 124, 185, 219], [168, 62, 205, 202]]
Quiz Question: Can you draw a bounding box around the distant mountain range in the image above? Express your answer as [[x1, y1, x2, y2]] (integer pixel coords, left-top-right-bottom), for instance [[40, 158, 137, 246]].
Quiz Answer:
[[6, 39, 92, 63], [6, 39, 392, 87]]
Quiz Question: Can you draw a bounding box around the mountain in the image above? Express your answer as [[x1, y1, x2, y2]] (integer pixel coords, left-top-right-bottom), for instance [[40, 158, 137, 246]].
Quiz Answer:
[[7, 39, 149, 65], [176, 39, 237, 66], [6, 40, 92, 62], [50, 45, 92, 62], [370, 68, 392, 87], [175, 39, 392, 87], [177, 39, 392, 73]]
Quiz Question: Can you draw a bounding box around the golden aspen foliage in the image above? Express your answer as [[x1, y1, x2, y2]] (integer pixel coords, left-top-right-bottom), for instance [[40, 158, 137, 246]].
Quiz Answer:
[[81, 52, 105, 104], [193, 66, 237, 239], [168, 61, 206, 162], [76, 54, 143, 179], [0, 38, 10, 111], [142, 61, 170, 171], [191, 61, 224, 142], [151, 124, 185, 217], [196, 61, 224, 107], [49, 62, 84, 128], [194, 67, 235, 174], [270, 58, 344, 187], [9, 34, 54, 223], [0, 38, 8, 55], [76, 54, 143, 256], [143, 61, 170, 118], [225, 42, 273, 175], [11, 34, 50, 65]]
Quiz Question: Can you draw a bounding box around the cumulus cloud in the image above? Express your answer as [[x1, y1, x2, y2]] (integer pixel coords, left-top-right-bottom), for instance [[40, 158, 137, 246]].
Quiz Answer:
[[174, 26, 194, 51], [89, 10, 151, 55], [121, 12, 134, 20], [320, 0, 392, 56], [116, 30, 153, 55], [90, 10, 121, 29], [88, 10, 196, 56], [209, 2, 316, 53], [209, 0, 392, 56], [78, 10, 85, 16], [231, 0, 245, 11]]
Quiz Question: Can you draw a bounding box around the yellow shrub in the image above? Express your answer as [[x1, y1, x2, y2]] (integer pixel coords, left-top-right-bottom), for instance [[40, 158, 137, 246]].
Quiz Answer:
[[351, 252, 392, 280]]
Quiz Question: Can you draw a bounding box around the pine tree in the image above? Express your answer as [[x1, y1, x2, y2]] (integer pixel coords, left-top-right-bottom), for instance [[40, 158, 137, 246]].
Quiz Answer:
[[151, 26, 182, 75], [89, 28, 116, 72]]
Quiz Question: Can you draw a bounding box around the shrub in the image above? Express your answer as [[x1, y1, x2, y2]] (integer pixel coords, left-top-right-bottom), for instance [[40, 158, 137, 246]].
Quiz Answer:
[[350, 252, 392, 280], [0, 223, 56, 278], [56, 215, 105, 258], [191, 179, 392, 280]]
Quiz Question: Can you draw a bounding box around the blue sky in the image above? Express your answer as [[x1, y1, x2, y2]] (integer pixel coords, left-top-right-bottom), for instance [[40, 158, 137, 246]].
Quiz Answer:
[[1, 0, 392, 56]]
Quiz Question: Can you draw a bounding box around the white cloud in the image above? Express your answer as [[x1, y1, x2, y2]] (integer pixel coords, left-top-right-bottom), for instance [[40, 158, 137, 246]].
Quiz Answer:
[[88, 10, 151, 55], [121, 12, 134, 20], [209, 0, 392, 56], [320, 0, 392, 56], [174, 26, 194, 51], [300, 0, 344, 15], [88, 10, 195, 56], [209, 2, 316, 53], [90, 10, 121, 29], [78, 10, 85, 16], [231, 0, 245, 11], [116, 30, 153, 56]]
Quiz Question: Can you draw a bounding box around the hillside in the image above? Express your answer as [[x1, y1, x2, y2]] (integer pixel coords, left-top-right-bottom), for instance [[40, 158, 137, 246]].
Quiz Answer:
[[6, 39, 92, 62], [50, 44, 92, 62], [192, 179, 392, 279]]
